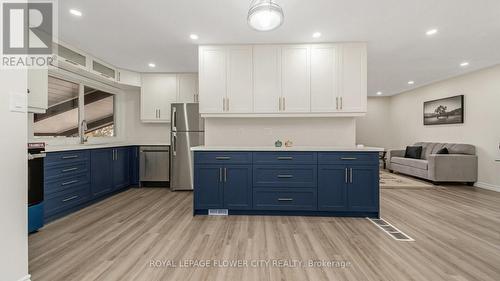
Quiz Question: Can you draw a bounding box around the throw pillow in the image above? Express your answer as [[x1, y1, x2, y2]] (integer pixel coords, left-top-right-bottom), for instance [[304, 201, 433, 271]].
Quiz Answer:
[[436, 147, 449, 154], [405, 146, 423, 159]]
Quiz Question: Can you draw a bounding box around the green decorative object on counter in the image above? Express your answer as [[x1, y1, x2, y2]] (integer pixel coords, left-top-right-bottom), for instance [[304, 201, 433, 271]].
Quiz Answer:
[[274, 140, 283, 147]]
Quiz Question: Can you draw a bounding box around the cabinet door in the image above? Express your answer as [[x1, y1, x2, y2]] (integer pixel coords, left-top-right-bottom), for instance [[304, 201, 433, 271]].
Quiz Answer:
[[311, 45, 339, 112], [129, 146, 140, 186], [318, 165, 347, 211], [194, 165, 223, 209], [158, 74, 178, 122], [91, 149, 114, 197], [226, 46, 253, 113], [28, 69, 48, 112], [117, 69, 141, 87], [339, 43, 367, 113], [141, 74, 177, 122], [347, 165, 379, 212], [253, 45, 281, 113], [177, 73, 198, 103], [223, 165, 252, 210], [281, 45, 310, 112], [113, 148, 130, 190], [199, 46, 226, 113]]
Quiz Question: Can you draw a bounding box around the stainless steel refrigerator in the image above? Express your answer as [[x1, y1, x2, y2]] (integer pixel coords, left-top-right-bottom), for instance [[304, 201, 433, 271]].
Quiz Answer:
[[170, 103, 204, 191]]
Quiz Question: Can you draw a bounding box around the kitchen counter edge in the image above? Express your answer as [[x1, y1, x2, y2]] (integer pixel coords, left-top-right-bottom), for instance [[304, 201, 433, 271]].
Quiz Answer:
[[190, 146, 384, 152]]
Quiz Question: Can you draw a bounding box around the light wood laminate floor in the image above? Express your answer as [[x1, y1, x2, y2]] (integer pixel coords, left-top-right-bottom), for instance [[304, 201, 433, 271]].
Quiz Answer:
[[29, 185, 500, 281]]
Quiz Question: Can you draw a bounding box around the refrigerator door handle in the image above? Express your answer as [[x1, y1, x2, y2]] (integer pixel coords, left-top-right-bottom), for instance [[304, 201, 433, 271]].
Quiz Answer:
[[172, 106, 177, 131], [172, 132, 177, 156]]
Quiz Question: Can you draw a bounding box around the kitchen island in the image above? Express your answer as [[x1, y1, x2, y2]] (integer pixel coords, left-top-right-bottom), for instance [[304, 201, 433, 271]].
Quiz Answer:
[[191, 146, 383, 218]]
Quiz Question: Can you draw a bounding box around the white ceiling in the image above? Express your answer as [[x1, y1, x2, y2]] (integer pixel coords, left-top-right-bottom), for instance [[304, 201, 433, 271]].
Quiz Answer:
[[58, 0, 500, 96]]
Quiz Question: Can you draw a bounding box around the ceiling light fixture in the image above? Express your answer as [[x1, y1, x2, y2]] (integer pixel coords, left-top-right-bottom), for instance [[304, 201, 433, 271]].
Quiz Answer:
[[376, 91, 383, 96], [247, 0, 284, 32], [408, 81, 415, 85], [148, 63, 156, 68], [190, 34, 199, 40], [69, 9, 82, 17], [312, 32, 322, 38], [460, 61, 469, 67], [426, 28, 438, 36]]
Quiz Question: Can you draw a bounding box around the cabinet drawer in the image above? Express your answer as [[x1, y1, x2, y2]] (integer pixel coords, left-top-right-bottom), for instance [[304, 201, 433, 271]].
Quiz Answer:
[[253, 152, 317, 164], [45, 150, 89, 166], [318, 152, 378, 165], [194, 152, 252, 164], [44, 184, 91, 217], [45, 174, 90, 196], [253, 165, 317, 187], [253, 188, 317, 210], [44, 161, 89, 180]]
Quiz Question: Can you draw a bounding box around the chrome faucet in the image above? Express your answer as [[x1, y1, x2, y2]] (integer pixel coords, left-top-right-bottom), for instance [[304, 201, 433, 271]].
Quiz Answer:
[[80, 120, 88, 144]]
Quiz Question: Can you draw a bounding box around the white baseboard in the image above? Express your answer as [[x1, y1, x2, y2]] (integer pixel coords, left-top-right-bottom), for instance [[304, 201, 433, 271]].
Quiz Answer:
[[475, 182, 500, 192], [16, 274, 31, 281]]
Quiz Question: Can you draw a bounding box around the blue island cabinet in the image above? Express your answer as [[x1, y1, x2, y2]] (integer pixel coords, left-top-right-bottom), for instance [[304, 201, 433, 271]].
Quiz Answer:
[[194, 150, 380, 217]]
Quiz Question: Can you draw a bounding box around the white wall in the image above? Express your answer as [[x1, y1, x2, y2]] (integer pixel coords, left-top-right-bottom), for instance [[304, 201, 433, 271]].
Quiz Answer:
[[205, 118, 356, 147], [0, 70, 29, 281], [356, 97, 392, 148], [357, 64, 500, 189]]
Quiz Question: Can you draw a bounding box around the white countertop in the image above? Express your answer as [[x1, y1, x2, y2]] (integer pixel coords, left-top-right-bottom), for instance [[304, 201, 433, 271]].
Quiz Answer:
[[191, 146, 384, 152], [45, 142, 170, 152]]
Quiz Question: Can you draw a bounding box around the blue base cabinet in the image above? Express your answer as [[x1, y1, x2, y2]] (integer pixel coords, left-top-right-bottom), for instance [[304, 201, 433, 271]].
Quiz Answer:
[[194, 151, 380, 217]]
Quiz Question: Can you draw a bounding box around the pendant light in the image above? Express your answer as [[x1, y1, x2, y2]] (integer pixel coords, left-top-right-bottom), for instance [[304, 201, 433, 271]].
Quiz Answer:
[[247, 0, 284, 31]]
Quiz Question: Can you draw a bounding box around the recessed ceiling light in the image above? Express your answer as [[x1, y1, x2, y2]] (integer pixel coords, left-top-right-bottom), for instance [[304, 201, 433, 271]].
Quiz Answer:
[[312, 32, 322, 38], [376, 91, 383, 96], [148, 63, 156, 68], [460, 61, 469, 67], [190, 34, 199, 40], [69, 9, 82, 17], [408, 81, 415, 85], [426, 28, 438, 36]]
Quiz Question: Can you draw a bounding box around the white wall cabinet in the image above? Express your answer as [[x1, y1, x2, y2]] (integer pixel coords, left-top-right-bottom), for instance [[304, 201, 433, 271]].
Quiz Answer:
[[117, 69, 141, 87], [141, 74, 178, 123], [199, 43, 367, 117], [177, 73, 199, 103], [27, 69, 48, 113]]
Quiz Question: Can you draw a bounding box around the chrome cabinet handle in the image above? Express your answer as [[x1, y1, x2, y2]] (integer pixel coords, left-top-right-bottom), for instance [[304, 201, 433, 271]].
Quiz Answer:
[[215, 156, 231, 160], [341, 157, 358, 160], [277, 174, 293, 178], [350, 168, 353, 183], [62, 167, 78, 172], [279, 97, 282, 111], [226, 98, 229, 112], [61, 180, 79, 186], [283, 97, 286, 111], [345, 168, 348, 183], [62, 155, 78, 159], [219, 168, 223, 182], [277, 156, 293, 160], [159, 109, 161, 119], [224, 168, 227, 182], [278, 198, 293, 201], [336, 97, 339, 110], [340, 97, 343, 110], [115, 149, 118, 161], [62, 195, 78, 202], [222, 97, 226, 111]]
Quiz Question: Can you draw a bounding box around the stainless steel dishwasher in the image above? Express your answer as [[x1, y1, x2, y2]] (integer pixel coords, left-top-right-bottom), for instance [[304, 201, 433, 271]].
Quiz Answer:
[[139, 146, 170, 185]]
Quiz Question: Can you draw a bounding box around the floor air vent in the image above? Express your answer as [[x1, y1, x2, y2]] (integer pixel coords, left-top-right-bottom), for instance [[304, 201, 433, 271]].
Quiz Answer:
[[208, 209, 228, 216], [367, 217, 415, 242]]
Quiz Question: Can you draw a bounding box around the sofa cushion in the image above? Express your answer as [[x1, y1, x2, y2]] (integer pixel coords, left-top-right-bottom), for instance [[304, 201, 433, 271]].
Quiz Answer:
[[391, 157, 428, 170], [405, 146, 423, 159]]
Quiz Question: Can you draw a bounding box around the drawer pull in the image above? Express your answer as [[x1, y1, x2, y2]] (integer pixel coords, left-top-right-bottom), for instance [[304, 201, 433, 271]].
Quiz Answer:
[[62, 195, 79, 202], [61, 180, 79, 186], [277, 174, 294, 178], [62, 155, 79, 159], [215, 156, 231, 160], [278, 198, 294, 202], [62, 167, 78, 172], [341, 157, 357, 160], [277, 157, 293, 160]]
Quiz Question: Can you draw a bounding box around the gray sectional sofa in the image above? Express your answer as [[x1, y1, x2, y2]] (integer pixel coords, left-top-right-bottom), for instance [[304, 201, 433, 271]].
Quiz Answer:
[[387, 142, 478, 185]]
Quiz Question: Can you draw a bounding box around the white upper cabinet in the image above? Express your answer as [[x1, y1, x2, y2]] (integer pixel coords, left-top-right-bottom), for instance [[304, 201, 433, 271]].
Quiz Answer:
[[338, 43, 367, 112], [253, 45, 281, 113], [199, 46, 226, 113], [310, 44, 339, 112], [117, 69, 141, 87], [177, 73, 199, 103], [198, 43, 367, 116], [226, 46, 253, 113], [141, 74, 177, 122], [27, 69, 48, 113], [281, 45, 311, 112]]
